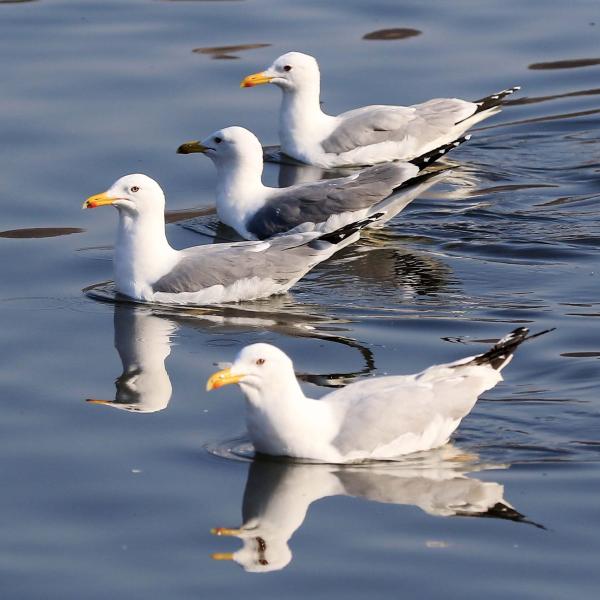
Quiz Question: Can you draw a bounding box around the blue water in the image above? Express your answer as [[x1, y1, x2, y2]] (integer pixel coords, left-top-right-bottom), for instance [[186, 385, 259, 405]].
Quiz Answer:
[[0, 0, 599, 597]]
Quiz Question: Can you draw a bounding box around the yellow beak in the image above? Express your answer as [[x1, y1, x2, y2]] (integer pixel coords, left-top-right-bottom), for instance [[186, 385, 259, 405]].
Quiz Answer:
[[240, 71, 273, 88], [211, 552, 235, 561], [82, 191, 115, 210], [86, 398, 113, 405], [177, 140, 209, 154], [206, 367, 243, 391], [211, 527, 242, 536]]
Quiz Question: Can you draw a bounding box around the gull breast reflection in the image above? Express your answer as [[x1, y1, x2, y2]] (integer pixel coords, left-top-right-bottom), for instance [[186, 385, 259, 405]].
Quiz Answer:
[[86, 305, 176, 413], [211, 447, 542, 573]]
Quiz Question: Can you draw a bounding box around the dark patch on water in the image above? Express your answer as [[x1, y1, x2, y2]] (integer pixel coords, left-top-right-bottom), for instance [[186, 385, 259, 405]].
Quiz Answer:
[[193, 43, 271, 59], [529, 58, 600, 70], [362, 28, 422, 41], [0, 227, 84, 238]]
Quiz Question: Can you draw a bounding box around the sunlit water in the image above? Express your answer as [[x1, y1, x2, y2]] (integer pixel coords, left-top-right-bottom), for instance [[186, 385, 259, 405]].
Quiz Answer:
[[0, 0, 598, 598]]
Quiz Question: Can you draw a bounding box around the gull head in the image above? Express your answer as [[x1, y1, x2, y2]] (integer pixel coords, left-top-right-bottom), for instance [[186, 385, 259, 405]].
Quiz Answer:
[[207, 343, 295, 397], [241, 52, 320, 92], [212, 537, 293, 573], [83, 174, 165, 217], [177, 126, 262, 169]]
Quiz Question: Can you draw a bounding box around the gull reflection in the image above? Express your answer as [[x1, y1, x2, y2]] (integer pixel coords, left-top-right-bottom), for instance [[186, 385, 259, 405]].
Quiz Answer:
[[211, 447, 542, 573], [86, 305, 176, 413], [85, 300, 378, 413]]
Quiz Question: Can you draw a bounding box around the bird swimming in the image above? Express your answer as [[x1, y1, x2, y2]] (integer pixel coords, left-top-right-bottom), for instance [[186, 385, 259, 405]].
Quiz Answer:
[[207, 327, 552, 463], [178, 126, 469, 240], [241, 51, 519, 168], [83, 173, 370, 305]]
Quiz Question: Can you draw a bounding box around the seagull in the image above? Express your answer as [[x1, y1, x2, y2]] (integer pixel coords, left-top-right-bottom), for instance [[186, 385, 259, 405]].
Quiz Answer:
[[241, 51, 520, 168], [206, 327, 553, 463], [82, 174, 370, 304], [178, 126, 469, 240], [210, 451, 540, 572]]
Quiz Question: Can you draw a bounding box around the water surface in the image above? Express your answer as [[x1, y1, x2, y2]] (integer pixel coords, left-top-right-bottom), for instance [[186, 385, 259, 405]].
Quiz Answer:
[[0, 0, 598, 598]]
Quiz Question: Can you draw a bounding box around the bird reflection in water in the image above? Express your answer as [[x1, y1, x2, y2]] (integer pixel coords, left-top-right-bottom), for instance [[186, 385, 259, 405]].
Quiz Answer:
[[211, 447, 543, 573], [86, 305, 176, 413], [84, 300, 378, 413]]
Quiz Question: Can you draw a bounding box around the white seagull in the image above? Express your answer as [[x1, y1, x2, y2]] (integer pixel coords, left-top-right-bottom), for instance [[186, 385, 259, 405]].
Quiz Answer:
[[207, 327, 552, 463], [83, 174, 368, 305], [241, 51, 519, 168], [178, 126, 469, 240]]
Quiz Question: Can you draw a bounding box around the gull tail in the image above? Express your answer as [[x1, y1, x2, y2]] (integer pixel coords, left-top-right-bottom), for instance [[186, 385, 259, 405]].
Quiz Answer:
[[409, 135, 471, 171], [468, 326, 555, 371], [472, 86, 521, 113]]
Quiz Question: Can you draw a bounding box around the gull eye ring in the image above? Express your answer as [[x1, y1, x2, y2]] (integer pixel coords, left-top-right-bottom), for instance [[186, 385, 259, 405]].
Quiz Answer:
[[283, 65, 292, 72], [256, 358, 265, 366], [130, 186, 140, 193], [214, 137, 222, 144]]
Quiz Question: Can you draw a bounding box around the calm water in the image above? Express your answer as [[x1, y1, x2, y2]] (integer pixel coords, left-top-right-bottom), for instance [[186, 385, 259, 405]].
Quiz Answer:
[[0, 0, 599, 597]]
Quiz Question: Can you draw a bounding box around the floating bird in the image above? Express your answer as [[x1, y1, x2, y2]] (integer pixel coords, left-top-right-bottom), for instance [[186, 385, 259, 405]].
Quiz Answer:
[[241, 51, 519, 168], [178, 126, 468, 240], [207, 327, 552, 462], [211, 450, 540, 572], [83, 174, 369, 304]]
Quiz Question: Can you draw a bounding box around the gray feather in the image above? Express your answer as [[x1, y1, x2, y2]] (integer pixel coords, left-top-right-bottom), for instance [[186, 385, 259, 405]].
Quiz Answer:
[[152, 234, 338, 294], [246, 162, 417, 239], [321, 99, 476, 155]]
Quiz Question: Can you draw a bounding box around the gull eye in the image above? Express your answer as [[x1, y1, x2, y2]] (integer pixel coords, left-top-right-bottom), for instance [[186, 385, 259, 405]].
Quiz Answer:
[[130, 186, 139, 193], [214, 136, 222, 144], [256, 358, 265, 366], [283, 65, 292, 72]]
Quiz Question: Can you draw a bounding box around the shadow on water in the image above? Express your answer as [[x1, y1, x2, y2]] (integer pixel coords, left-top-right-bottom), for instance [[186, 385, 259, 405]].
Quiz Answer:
[[209, 448, 544, 573]]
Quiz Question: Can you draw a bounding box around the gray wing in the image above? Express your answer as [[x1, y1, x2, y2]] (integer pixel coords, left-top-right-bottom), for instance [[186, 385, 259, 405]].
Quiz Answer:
[[327, 377, 443, 456], [152, 233, 339, 294], [246, 162, 418, 239], [321, 99, 476, 155], [325, 359, 499, 456]]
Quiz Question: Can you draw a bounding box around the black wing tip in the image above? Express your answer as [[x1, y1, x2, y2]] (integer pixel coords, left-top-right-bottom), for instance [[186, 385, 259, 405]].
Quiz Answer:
[[316, 214, 383, 245], [410, 135, 471, 170], [473, 85, 522, 111], [458, 501, 546, 530], [472, 326, 555, 370]]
